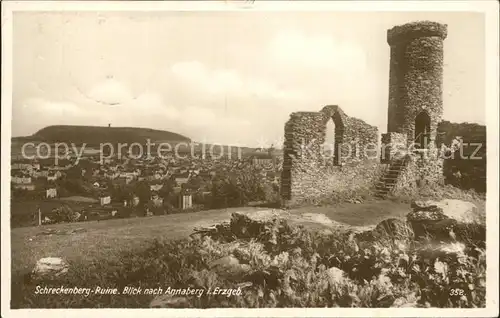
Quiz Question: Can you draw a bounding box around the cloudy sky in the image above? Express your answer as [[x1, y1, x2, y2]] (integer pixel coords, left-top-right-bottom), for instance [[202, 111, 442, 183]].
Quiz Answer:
[[12, 11, 485, 147]]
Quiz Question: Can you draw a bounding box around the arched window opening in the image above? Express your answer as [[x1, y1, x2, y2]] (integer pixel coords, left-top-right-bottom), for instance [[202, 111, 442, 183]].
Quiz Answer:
[[324, 118, 336, 159], [415, 111, 431, 150], [323, 113, 344, 165]]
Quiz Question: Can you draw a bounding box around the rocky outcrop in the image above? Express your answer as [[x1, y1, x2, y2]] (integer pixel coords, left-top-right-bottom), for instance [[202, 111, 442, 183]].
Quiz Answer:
[[356, 218, 414, 242], [372, 218, 414, 240], [356, 199, 485, 246], [409, 199, 481, 224], [407, 199, 485, 245], [32, 257, 69, 280]]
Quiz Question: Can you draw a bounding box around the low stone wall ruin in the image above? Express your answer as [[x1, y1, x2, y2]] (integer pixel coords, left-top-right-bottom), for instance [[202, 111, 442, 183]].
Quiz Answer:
[[390, 153, 445, 197], [281, 105, 380, 204], [437, 121, 486, 193]]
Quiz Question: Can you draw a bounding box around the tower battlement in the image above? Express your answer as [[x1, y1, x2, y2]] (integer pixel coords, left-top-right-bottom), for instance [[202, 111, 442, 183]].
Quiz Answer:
[[387, 21, 447, 46]]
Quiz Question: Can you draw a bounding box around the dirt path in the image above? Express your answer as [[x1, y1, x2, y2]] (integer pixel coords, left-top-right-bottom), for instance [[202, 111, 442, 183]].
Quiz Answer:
[[11, 201, 409, 276]]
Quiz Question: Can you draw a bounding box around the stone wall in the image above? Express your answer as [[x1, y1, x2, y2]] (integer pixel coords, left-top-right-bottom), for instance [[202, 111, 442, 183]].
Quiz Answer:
[[437, 121, 486, 192], [415, 152, 445, 186], [437, 121, 486, 160], [380, 132, 407, 163], [289, 160, 386, 206], [391, 153, 444, 197], [281, 105, 379, 203], [319, 106, 379, 165], [391, 155, 418, 197], [281, 112, 324, 200]]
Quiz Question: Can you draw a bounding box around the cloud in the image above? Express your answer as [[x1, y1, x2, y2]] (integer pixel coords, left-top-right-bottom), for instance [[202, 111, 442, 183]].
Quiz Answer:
[[179, 106, 251, 128], [182, 106, 217, 127], [13, 97, 97, 135], [170, 105, 252, 145], [167, 60, 309, 145], [21, 97, 85, 116], [14, 36, 369, 145], [170, 61, 303, 101], [129, 92, 180, 120], [15, 92, 252, 144], [170, 61, 206, 83], [86, 77, 134, 105], [269, 30, 367, 74]]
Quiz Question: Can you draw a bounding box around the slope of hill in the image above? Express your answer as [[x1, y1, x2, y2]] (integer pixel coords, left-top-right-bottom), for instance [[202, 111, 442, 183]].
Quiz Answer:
[[12, 125, 191, 145], [11, 202, 408, 275]]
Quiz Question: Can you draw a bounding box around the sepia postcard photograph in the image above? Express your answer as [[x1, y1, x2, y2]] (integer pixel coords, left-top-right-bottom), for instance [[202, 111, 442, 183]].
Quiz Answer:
[[1, 1, 499, 317]]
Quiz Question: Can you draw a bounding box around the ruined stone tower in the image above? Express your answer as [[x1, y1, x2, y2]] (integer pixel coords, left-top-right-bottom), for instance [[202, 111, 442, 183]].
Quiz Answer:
[[378, 21, 448, 196], [281, 21, 450, 204], [382, 21, 448, 159]]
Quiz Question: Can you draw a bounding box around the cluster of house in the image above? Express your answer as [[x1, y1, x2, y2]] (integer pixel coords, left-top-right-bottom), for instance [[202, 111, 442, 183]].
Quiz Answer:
[[11, 149, 281, 221], [93, 151, 280, 188], [11, 161, 64, 192]]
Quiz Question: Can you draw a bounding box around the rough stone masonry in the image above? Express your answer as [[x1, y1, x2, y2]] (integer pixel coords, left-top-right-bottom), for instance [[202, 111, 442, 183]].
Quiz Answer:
[[383, 21, 448, 194], [281, 21, 451, 204]]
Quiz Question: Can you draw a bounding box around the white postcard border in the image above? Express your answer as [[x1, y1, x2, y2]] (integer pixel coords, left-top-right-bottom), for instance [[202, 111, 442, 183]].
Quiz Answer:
[[1, 1, 498, 317]]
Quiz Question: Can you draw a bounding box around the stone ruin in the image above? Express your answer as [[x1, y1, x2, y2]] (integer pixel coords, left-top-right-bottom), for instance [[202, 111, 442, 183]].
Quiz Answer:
[[281, 21, 459, 205], [280, 106, 379, 203]]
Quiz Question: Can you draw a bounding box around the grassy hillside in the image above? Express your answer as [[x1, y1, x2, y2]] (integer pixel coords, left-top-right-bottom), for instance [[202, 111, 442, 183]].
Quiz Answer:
[[12, 125, 191, 145], [10, 200, 486, 308], [10, 202, 408, 277]]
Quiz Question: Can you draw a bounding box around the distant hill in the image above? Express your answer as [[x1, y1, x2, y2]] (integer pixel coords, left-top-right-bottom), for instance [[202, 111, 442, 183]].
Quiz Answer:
[[12, 125, 191, 145], [10, 125, 284, 160]]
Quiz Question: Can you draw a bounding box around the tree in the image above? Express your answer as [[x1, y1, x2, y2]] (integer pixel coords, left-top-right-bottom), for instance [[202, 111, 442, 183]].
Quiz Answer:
[[133, 180, 151, 205], [65, 166, 83, 179], [158, 180, 175, 200], [209, 166, 268, 208], [112, 185, 132, 203], [56, 178, 87, 196], [185, 175, 205, 192]]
